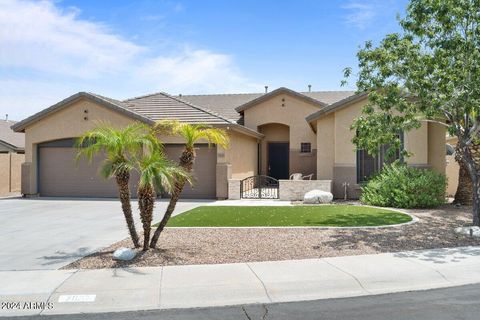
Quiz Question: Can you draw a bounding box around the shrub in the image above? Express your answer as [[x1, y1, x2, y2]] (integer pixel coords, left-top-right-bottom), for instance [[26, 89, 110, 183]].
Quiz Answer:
[[360, 163, 447, 208]]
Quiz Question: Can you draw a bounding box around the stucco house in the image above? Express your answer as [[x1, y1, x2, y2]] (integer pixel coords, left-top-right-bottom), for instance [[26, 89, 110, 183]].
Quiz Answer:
[[12, 87, 446, 199]]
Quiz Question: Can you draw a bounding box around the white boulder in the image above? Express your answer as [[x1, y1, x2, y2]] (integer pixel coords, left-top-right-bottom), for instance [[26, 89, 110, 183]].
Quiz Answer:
[[455, 226, 480, 238], [113, 247, 137, 261], [303, 190, 333, 204]]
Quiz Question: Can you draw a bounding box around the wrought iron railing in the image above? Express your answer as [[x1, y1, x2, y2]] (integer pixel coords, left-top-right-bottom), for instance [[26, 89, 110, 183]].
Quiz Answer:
[[240, 175, 279, 199]]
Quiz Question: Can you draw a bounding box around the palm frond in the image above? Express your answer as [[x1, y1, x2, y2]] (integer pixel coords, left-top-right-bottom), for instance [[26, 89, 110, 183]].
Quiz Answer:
[[154, 120, 230, 149], [76, 122, 158, 178], [136, 151, 192, 194]]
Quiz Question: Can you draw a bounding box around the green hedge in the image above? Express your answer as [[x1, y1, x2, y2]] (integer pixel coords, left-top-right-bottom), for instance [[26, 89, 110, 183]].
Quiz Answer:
[[360, 163, 447, 208]]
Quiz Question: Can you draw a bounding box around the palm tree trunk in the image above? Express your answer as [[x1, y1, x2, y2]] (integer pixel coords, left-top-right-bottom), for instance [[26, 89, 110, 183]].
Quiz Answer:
[[457, 141, 480, 226], [453, 161, 473, 205], [473, 177, 480, 227], [149, 181, 183, 248], [150, 147, 195, 248], [116, 171, 140, 248], [138, 185, 155, 251]]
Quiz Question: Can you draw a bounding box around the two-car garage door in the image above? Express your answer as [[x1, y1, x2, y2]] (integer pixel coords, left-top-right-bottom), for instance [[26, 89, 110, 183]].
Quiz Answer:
[[38, 139, 217, 199]]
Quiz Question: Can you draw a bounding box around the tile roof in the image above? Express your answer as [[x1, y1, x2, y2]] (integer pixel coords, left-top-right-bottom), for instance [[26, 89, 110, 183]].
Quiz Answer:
[[0, 120, 24, 150], [178, 90, 355, 122], [12, 88, 356, 138], [124, 92, 233, 125], [306, 92, 368, 123]]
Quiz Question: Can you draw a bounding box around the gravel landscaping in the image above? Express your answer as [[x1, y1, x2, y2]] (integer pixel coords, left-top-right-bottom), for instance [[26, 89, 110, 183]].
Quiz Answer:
[[64, 203, 480, 269]]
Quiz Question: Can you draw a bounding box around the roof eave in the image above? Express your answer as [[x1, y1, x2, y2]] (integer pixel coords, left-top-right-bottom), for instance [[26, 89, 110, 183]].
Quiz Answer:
[[235, 87, 327, 112], [306, 92, 368, 124], [0, 139, 24, 151], [11, 92, 154, 133], [215, 123, 264, 139]]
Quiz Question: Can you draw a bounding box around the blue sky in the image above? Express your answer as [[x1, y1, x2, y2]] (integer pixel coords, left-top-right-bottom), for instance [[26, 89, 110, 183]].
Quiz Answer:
[[0, 0, 408, 120]]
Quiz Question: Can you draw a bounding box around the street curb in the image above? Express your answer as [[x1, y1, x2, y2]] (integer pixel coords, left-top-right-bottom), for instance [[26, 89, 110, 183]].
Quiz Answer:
[[2, 246, 480, 316]]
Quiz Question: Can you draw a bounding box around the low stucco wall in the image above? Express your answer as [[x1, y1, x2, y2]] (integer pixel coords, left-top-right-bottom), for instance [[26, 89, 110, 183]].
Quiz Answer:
[[228, 179, 241, 200], [0, 153, 24, 196], [279, 180, 332, 201], [228, 179, 332, 200]]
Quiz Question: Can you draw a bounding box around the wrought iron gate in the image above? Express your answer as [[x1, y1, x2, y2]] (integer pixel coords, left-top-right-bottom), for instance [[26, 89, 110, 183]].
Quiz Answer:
[[240, 175, 279, 199]]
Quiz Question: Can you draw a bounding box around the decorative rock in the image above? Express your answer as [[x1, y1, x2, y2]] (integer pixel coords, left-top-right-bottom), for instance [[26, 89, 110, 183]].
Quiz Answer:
[[113, 247, 137, 261], [455, 226, 480, 238], [303, 189, 333, 204]]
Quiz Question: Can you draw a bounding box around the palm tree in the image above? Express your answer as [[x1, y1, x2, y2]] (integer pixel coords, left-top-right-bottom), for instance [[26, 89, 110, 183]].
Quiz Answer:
[[454, 137, 480, 206], [76, 122, 157, 248], [135, 150, 190, 251], [149, 120, 229, 248], [454, 161, 473, 205]]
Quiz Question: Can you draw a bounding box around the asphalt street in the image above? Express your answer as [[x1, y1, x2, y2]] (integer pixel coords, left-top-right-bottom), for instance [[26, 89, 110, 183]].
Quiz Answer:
[[7, 283, 480, 320]]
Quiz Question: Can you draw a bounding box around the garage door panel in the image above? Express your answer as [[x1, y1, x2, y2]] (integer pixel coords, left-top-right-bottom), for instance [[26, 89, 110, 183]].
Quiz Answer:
[[39, 147, 139, 198], [164, 145, 216, 199]]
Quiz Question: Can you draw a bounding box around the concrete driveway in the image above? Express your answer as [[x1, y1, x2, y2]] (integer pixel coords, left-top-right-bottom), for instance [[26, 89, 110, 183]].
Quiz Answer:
[[0, 198, 213, 271]]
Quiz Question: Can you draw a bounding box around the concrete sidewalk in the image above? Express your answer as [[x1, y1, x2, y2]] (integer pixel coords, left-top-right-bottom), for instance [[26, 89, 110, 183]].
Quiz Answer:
[[2, 246, 480, 317]]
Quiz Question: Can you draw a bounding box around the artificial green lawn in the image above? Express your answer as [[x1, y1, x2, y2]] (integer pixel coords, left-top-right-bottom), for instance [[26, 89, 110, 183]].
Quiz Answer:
[[163, 205, 412, 227]]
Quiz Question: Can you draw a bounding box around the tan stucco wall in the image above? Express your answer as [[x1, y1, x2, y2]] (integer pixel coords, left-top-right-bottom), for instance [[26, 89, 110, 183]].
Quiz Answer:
[[222, 131, 258, 179], [446, 135, 458, 196], [316, 113, 335, 180], [332, 99, 431, 167], [243, 93, 319, 149], [243, 93, 320, 177], [0, 153, 24, 196], [446, 155, 459, 196], [428, 123, 446, 174], [333, 100, 363, 165], [404, 123, 428, 165], [10, 153, 24, 192], [0, 154, 9, 195]]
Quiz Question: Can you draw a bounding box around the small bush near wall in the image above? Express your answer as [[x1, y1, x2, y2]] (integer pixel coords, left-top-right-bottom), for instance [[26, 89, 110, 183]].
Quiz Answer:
[[360, 163, 447, 208]]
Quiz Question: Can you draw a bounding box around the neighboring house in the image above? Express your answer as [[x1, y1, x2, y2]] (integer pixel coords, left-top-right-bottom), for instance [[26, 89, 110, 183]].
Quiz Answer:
[[12, 87, 446, 199], [0, 119, 25, 196]]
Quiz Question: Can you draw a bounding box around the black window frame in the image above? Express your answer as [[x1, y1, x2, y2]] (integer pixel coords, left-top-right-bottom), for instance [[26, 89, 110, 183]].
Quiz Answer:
[[356, 132, 404, 183], [300, 142, 312, 154]]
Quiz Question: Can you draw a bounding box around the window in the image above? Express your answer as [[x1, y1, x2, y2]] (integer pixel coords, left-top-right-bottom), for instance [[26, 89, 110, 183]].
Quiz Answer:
[[300, 142, 311, 153], [356, 133, 403, 183]]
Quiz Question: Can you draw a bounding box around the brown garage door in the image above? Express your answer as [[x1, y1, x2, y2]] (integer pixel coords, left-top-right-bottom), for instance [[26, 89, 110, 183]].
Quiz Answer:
[[164, 144, 217, 199], [38, 139, 139, 197]]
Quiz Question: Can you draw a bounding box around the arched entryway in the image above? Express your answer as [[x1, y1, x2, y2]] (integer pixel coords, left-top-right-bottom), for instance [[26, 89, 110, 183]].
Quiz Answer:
[[258, 123, 290, 179]]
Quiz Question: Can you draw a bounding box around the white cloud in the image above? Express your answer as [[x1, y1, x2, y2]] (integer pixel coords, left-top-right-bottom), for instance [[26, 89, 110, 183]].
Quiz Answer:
[[0, 0, 143, 78], [0, 0, 258, 119], [136, 49, 259, 94], [342, 1, 392, 30]]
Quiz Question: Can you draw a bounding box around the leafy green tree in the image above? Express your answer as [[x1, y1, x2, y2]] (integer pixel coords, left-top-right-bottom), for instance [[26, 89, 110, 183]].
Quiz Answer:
[[344, 0, 480, 225], [76, 123, 157, 247], [135, 150, 191, 251], [149, 120, 229, 248]]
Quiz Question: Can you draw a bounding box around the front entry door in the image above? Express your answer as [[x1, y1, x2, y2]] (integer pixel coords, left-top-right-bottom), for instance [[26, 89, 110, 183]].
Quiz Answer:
[[268, 143, 289, 179]]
